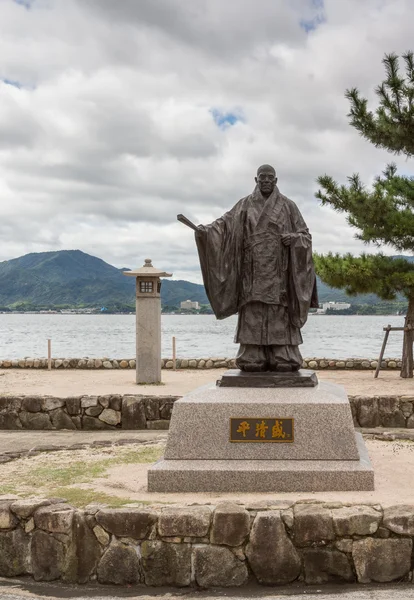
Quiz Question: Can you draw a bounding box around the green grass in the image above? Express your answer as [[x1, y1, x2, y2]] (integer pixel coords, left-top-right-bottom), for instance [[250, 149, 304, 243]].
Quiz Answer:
[[49, 487, 134, 508]]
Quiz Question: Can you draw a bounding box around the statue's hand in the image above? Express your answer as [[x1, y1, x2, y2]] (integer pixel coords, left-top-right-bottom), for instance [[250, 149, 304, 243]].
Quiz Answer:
[[281, 234, 292, 246]]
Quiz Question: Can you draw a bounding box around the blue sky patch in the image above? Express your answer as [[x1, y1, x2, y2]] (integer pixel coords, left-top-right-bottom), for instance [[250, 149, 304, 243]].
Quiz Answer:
[[13, 0, 33, 8], [300, 0, 325, 32], [210, 108, 244, 130], [2, 78, 22, 89]]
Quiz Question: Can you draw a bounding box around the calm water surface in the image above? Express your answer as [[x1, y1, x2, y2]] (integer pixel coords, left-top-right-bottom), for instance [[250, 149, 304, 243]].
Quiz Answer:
[[0, 314, 406, 360]]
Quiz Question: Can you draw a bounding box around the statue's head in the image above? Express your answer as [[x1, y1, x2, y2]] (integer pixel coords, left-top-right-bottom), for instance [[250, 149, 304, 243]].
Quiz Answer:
[[255, 164, 277, 197]]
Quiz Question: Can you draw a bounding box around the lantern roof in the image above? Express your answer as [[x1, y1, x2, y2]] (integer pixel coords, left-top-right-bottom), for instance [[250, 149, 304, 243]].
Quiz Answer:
[[123, 258, 172, 278]]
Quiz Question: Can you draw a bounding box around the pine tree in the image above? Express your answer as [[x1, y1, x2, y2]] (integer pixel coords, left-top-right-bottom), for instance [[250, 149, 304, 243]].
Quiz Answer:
[[315, 52, 414, 377]]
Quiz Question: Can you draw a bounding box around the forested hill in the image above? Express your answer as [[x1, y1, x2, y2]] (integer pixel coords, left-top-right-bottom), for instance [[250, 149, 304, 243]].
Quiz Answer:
[[0, 250, 208, 308], [0, 250, 411, 309]]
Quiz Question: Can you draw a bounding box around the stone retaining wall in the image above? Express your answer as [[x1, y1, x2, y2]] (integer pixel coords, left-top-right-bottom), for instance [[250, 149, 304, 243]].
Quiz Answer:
[[1, 393, 414, 430], [1, 498, 414, 587], [0, 357, 403, 370]]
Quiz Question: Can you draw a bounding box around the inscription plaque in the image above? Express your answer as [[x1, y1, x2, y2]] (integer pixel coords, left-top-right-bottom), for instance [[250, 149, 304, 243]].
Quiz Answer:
[[230, 418, 294, 442]]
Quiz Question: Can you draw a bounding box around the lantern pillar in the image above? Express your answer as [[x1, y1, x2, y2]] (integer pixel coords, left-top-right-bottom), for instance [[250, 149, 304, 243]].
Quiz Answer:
[[123, 259, 172, 384]]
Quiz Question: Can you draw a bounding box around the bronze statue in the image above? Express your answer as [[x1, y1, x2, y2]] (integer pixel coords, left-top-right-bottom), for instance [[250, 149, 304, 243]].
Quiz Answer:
[[178, 164, 318, 372]]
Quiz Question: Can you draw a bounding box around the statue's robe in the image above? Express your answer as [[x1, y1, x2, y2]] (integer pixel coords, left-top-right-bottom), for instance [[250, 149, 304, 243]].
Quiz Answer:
[[195, 185, 318, 350]]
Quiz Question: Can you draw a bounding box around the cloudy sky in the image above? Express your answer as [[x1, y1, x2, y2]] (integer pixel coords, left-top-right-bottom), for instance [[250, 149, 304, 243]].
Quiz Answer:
[[0, 0, 413, 282]]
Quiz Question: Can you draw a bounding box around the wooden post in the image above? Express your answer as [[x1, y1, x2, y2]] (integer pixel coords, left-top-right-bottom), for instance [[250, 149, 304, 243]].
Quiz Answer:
[[374, 325, 391, 379], [47, 339, 52, 371], [401, 323, 414, 379], [172, 336, 176, 371]]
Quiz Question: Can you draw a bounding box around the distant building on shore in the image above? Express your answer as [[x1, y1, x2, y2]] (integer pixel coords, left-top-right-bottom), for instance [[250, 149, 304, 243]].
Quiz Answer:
[[180, 299, 200, 310], [318, 301, 351, 314]]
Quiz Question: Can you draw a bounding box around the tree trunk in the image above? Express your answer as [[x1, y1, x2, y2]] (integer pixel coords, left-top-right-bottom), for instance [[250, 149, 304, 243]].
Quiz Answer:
[[401, 296, 414, 378]]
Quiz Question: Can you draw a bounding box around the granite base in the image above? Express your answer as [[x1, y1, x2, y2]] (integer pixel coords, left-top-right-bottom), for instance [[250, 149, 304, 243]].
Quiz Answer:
[[148, 433, 374, 492]]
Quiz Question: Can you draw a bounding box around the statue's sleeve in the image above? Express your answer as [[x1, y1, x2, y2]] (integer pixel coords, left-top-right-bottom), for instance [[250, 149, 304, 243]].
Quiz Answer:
[[287, 201, 319, 328], [195, 201, 244, 319]]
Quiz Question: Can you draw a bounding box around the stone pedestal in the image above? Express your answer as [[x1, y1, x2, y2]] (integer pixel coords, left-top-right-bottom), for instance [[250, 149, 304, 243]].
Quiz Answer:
[[148, 377, 374, 492]]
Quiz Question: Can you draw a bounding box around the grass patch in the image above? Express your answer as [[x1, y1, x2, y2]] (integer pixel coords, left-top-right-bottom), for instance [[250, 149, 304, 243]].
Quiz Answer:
[[0, 484, 18, 495], [50, 487, 134, 508]]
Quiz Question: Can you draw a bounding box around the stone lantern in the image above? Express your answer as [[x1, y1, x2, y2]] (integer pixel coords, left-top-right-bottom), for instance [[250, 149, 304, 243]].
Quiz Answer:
[[123, 259, 172, 384]]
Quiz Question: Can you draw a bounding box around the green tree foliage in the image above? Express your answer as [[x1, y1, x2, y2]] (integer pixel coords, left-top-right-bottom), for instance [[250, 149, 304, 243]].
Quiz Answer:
[[315, 52, 414, 377]]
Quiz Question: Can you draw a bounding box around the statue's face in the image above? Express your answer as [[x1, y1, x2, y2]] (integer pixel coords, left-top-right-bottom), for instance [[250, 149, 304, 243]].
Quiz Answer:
[[255, 167, 276, 197]]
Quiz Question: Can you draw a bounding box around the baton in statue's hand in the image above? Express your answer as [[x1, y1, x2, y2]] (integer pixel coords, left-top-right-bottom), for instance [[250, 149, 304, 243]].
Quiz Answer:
[[177, 214, 198, 231]]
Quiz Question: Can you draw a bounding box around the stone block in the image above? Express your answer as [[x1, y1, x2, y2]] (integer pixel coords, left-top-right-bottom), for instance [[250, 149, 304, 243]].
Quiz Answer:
[[0, 528, 30, 576], [31, 529, 66, 581], [71, 511, 102, 584], [66, 397, 81, 415], [0, 397, 22, 412], [97, 540, 140, 584], [10, 498, 51, 519], [355, 396, 380, 428], [379, 396, 406, 428], [141, 541, 191, 587], [293, 505, 334, 546], [81, 396, 98, 408], [158, 507, 211, 538], [96, 508, 156, 539], [146, 420, 170, 430], [19, 412, 53, 430], [144, 397, 160, 420], [383, 505, 414, 535], [246, 511, 300, 585], [34, 504, 74, 533], [303, 548, 354, 584], [21, 397, 42, 412], [159, 399, 176, 420], [50, 408, 76, 430], [82, 416, 114, 430], [352, 538, 412, 583], [99, 408, 121, 426], [109, 395, 122, 411], [93, 525, 110, 546], [210, 503, 250, 546], [0, 412, 22, 429], [122, 396, 146, 429], [0, 502, 18, 529], [42, 398, 65, 411], [194, 545, 248, 587], [85, 406, 103, 417], [332, 506, 381, 536]]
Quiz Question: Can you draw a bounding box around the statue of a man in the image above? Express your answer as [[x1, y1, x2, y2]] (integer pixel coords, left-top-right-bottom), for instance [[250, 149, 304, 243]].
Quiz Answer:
[[193, 164, 318, 372]]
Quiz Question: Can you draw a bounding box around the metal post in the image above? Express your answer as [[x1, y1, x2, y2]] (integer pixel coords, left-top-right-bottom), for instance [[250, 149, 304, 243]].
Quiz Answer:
[[172, 336, 176, 371], [48, 339, 52, 371], [374, 325, 391, 378]]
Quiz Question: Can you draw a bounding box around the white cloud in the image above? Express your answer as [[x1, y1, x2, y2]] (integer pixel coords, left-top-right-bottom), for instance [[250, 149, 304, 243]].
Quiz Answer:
[[0, 0, 413, 282]]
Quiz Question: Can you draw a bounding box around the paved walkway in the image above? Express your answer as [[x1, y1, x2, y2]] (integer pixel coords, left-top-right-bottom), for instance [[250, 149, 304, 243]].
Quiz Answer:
[[1, 367, 412, 396]]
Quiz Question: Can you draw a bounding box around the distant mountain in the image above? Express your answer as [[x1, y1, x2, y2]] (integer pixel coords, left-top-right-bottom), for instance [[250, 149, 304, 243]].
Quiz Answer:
[[0, 249, 411, 309], [0, 250, 208, 308]]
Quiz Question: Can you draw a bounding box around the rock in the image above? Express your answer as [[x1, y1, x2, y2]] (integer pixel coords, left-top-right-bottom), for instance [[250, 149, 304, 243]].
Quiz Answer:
[[81, 396, 98, 408], [87, 359, 95, 369], [205, 360, 213, 368], [0, 502, 18, 529], [388, 360, 397, 368], [99, 408, 121, 426], [144, 397, 160, 420], [25, 518, 35, 533], [210, 503, 250, 546], [308, 360, 317, 368], [165, 361, 173, 369], [42, 398, 65, 411], [129, 360, 136, 368], [96, 508, 156, 539], [19, 411, 53, 430], [379, 396, 406, 427], [22, 397, 43, 412], [335, 539, 353, 553], [181, 359, 189, 368], [50, 408, 76, 430], [120, 360, 129, 368], [158, 506, 211, 538], [2, 361, 11, 368], [146, 420, 170, 430], [0, 397, 22, 412], [352, 538, 412, 583], [159, 398, 176, 420], [141, 541, 191, 587], [332, 506, 381, 536], [383, 505, 414, 535], [293, 505, 334, 546], [109, 395, 122, 411], [336, 361, 345, 368], [72, 511, 102, 584], [97, 540, 140, 584], [197, 360, 206, 369], [400, 401, 413, 418], [34, 504, 74, 533], [361, 360, 370, 368], [82, 416, 113, 430], [189, 360, 197, 368], [10, 498, 51, 519], [98, 396, 110, 408], [194, 545, 248, 588], [94, 359, 102, 368], [85, 406, 103, 417], [31, 529, 66, 581], [303, 548, 355, 584], [0, 528, 30, 576], [54, 359, 63, 369], [0, 412, 22, 429], [93, 525, 110, 546], [121, 396, 146, 429], [246, 511, 300, 585], [66, 397, 81, 415], [103, 361, 113, 369], [355, 396, 380, 428], [407, 414, 414, 428]]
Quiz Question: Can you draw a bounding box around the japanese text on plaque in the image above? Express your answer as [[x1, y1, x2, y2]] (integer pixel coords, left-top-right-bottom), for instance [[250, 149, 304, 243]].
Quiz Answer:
[[230, 418, 294, 442]]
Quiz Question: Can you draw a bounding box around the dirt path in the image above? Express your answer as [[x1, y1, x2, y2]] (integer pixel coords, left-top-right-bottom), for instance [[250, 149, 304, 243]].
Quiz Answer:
[[1, 368, 413, 397]]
